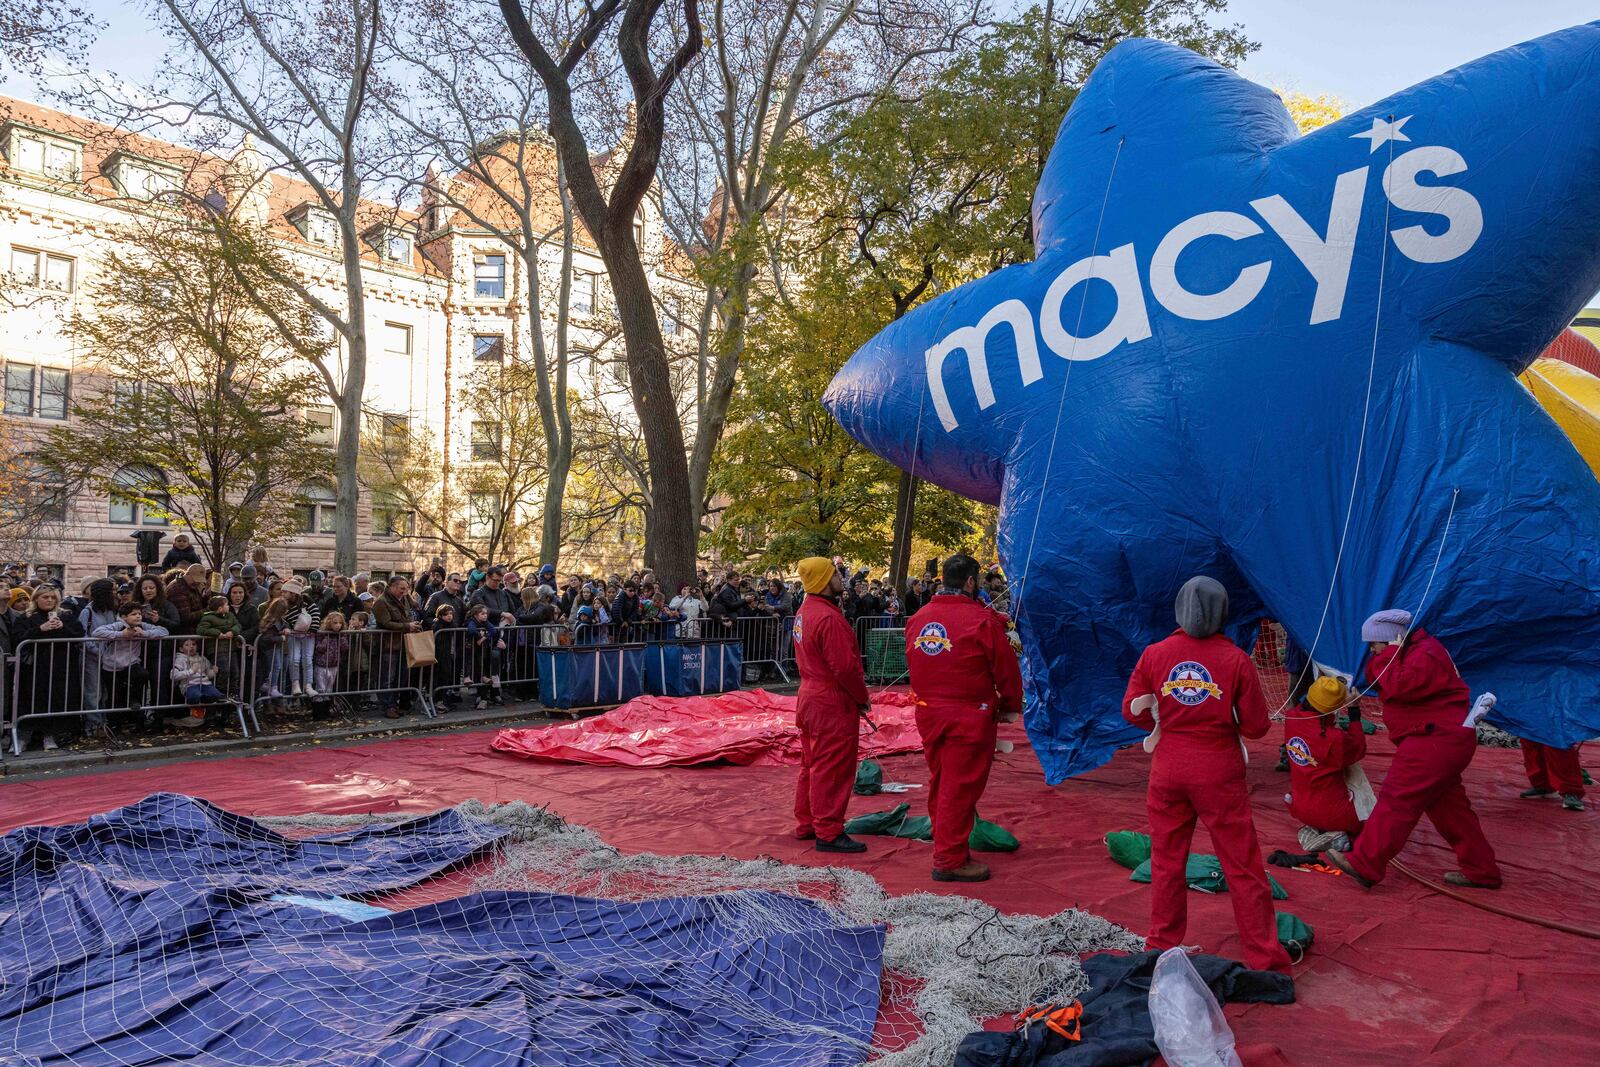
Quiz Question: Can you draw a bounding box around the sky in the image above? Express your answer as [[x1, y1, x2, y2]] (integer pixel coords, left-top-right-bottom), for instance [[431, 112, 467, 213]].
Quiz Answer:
[[19, 0, 1596, 111], [1230, 0, 1598, 106], [7, 0, 1599, 311]]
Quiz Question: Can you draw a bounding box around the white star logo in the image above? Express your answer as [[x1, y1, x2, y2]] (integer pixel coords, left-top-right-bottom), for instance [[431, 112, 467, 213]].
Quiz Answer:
[[1351, 115, 1412, 153]]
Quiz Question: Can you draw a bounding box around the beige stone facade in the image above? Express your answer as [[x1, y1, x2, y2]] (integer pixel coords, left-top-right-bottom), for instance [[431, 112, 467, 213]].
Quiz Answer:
[[0, 95, 699, 585]]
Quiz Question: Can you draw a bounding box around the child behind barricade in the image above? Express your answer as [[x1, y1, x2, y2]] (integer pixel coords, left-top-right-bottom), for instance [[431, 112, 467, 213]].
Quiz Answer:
[[196, 595, 241, 697], [432, 604, 462, 711], [343, 610, 375, 710], [313, 612, 348, 698], [92, 602, 170, 733], [171, 636, 226, 730], [257, 597, 290, 700], [465, 603, 505, 710]]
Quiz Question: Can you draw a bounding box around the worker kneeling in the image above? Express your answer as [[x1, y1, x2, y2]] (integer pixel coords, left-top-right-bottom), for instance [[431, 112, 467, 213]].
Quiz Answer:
[[1122, 576, 1292, 973], [905, 553, 1022, 883], [1284, 676, 1373, 853]]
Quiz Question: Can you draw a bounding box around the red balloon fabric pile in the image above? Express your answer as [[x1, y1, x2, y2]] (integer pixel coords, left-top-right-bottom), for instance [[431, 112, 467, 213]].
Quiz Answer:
[[491, 689, 923, 767]]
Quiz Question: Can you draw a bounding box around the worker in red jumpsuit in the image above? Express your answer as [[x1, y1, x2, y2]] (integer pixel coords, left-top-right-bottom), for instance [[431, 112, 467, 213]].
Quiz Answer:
[[1283, 675, 1368, 852], [791, 556, 873, 853], [1519, 739, 1586, 812], [904, 552, 1023, 883], [1325, 609, 1502, 889], [1122, 576, 1291, 974]]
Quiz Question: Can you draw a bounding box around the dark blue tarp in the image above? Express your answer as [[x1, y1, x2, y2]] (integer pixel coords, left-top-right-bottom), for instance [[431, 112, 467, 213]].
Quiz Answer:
[[645, 640, 743, 696], [0, 795, 885, 1067], [538, 644, 647, 709], [825, 25, 1600, 780]]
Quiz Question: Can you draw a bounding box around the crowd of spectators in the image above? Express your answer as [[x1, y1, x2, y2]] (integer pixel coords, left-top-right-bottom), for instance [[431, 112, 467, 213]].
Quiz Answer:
[[3, 540, 1010, 753]]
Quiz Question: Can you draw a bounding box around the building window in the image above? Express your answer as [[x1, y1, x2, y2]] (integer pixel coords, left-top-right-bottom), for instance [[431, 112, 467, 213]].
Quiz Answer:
[[297, 484, 337, 534], [385, 232, 411, 263], [573, 272, 597, 315], [608, 357, 630, 391], [109, 464, 169, 527], [304, 406, 335, 446], [473, 334, 504, 362], [8, 132, 79, 179], [662, 294, 680, 336], [470, 420, 501, 460], [379, 413, 410, 453], [3, 364, 69, 419], [372, 492, 415, 537], [290, 204, 338, 245], [633, 210, 645, 247], [383, 322, 412, 358], [474, 253, 506, 299], [10, 454, 67, 523], [8, 248, 73, 292], [467, 491, 498, 540], [106, 155, 180, 200]]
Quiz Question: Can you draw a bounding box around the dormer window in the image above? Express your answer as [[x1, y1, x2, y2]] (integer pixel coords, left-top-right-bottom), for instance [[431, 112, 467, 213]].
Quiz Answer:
[[287, 202, 339, 246], [102, 150, 181, 200], [364, 223, 413, 264], [1, 121, 82, 181]]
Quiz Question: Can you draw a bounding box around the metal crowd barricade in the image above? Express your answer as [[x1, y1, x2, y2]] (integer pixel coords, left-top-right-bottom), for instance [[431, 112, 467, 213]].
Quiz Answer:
[[779, 614, 798, 672], [724, 614, 790, 683], [853, 614, 908, 683], [9, 633, 252, 756], [428, 622, 567, 707], [248, 628, 435, 720], [569, 618, 684, 646]]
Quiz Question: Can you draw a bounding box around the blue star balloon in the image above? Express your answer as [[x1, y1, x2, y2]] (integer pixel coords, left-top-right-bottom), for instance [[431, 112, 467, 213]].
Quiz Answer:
[[824, 24, 1600, 782]]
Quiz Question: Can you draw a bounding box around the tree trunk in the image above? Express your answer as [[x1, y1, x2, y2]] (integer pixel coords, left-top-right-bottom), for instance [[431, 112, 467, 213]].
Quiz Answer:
[[889, 469, 918, 590], [334, 280, 368, 576], [604, 231, 696, 591]]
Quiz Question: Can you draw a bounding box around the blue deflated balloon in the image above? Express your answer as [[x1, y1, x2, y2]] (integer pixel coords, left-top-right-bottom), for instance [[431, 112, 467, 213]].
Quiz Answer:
[[824, 25, 1600, 782]]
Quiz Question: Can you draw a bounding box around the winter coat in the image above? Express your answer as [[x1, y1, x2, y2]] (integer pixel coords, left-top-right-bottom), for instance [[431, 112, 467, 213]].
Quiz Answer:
[[196, 610, 240, 641], [1365, 629, 1471, 741], [92, 620, 170, 672], [313, 631, 347, 668], [164, 578, 208, 631], [12, 608, 86, 715], [160, 545, 202, 570], [170, 651, 214, 690]]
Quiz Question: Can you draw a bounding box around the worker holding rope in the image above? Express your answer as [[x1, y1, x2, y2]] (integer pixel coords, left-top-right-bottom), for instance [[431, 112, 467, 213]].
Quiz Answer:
[[1326, 610, 1502, 890], [1122, 576, 1292, 973], [904, 553, 1023, 884], [790, 557, 873, 854]]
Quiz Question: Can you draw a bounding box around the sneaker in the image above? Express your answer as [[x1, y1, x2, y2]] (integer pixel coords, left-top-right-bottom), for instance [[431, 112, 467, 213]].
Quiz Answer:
[[1520, 786, 1557, 799], [475, 698, 488, 711], [1323, 849, 1373, 889], [815, 834, 867, 854], [269, 687, 284, 698], [932, 861, 991, 883], [41, 735, 58, 751], [1563, 794, 1586, 812], [305, 685, 319, 697], [175, 715, 207, 730], [1443, 871, 1502, 890], [291, 682, 303, 696]]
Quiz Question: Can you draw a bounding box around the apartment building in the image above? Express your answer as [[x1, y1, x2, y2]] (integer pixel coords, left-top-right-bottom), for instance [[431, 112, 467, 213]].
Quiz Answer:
[[0, 95, 698, 583]]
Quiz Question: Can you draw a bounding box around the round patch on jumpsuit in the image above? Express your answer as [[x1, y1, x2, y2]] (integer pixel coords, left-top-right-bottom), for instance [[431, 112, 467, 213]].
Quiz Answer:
[[1160, 661, 1222, 705], [1286, 736, 1316, 767], [791, 616, 803, 645], [913, 621, 953, 655]]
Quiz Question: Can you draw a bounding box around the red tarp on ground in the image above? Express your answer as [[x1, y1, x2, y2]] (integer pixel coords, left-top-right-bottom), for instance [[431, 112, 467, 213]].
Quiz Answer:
[[490, 688, 924, 767], [3, 725, 1597, 1065]]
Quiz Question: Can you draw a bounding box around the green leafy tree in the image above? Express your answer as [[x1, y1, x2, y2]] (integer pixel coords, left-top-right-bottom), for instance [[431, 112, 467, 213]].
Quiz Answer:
[[778, 1, 1253, 586], [707, 258, 985, 570], [43, 212, 334, 568]]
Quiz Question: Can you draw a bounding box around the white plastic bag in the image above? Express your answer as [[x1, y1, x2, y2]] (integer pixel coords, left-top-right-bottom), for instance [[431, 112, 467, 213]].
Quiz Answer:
[[1149, 947, 1243, 1067]]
